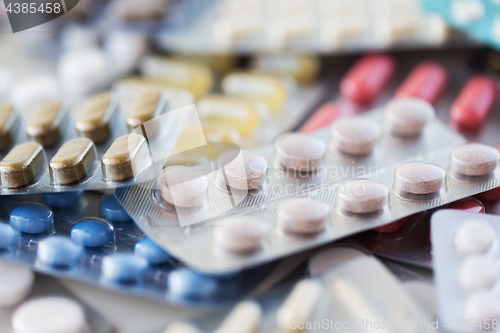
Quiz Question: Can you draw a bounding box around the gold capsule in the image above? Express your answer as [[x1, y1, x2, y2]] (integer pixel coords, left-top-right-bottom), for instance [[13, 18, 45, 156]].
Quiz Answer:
[[102, 134, 148, 181], [252, 53, 319, 85], [0, 142, 45, 188], [0, 104, 16, 151], [75, 92, 113, 144], [26, 100, 64, 148], [126, 90, 163, 130], [50, 138, 96, 185]]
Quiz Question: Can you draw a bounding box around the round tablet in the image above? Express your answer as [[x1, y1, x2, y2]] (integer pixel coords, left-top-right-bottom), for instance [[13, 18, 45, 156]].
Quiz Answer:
[[213, 217, 268, 253], [134, 237, 171, 265], [384, 98, 435, 137], [12, 296, 86, 333], [100, 194, 132, 222], [278, 198, 330, 235], [395, 162, 446, 195], [0, 223, 20, 249], [42, 191, 83, 208], [10, 204, 53, 234], [338, 179, 388, 213], [330, 117, 381, 155], [454, 219, 495, 254], [451, 143, 499, 176], [464, 291, 500, 322], [458, 255, 500, 291], [101, 253, 148, 283], [71, 218, 114, 247], [37, 236, 83, 268], [275, 133, 326, 172], [168, 268, 218, 300], [218, 150, 267, 190], [0, 261, 34, 307], [160, 166, 208, 208]]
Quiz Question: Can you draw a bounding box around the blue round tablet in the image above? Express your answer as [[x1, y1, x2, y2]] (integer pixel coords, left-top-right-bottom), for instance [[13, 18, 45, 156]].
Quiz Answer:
[[134, 237, 171, 264], [38, 236, 83, 267], [10, 204, 53, 234], [71, 219, 114, 247], [43, 191, 83, 208], [0, 223, 20, 249], [168, 268, 218, 300], [100, 194, 131, 222], [102, 253, 148, 283]]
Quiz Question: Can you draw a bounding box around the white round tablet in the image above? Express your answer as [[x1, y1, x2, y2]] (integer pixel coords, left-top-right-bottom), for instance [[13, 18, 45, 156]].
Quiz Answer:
[[331, 117, 381, 155], [454, 219, 495, 254], [12, 297, 86, 333], [338, 179, 388, 213], [395, 162, 445, 194], [0, 261, 34, 307], [464, 291, 500, 322], [160, 166, 209, 208], [278, 198, 330, 235], [384, 98, 435, 137], [458, 255, 500, 291], [275, 133, 326, 172], [213, 217, 268, 253], [219, 150, 268, 190], [451, 143, 499, 176]]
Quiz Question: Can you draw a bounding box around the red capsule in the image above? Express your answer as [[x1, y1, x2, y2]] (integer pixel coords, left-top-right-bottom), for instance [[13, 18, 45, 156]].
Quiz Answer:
[[395, 62, 449, 105], [340, 54, 396, 104], [450, 76, 498, 130], [299, 102, 355, 133], [372, 216, 409, 233]]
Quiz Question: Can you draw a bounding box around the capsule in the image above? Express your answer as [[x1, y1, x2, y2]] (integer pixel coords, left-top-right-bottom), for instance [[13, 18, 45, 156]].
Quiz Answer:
[[102, 134, 148, 181], [0, 142, 45, 188], [450, 76, 498, 130], [299, 102, 355, 134], [251, 53, 319, 85], [126, 90, 163, 130], [214, 300, 262, 333], [75, 92, 113, 144], [0, 104, 16, 151], [26, 100, 64, 148], [50, 138, 96, 185], [340, 54, 396, 104], [395, 62, 449, 105]]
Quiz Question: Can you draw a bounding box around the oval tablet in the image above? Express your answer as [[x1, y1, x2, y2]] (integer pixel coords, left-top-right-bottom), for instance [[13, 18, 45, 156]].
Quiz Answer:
[[215, 300, 262, 333], [71, 218, 114, 247], [0, 223, 20, 249], [100, 194, 131, 222], [101, 253, 148, 283], [0, 142, 45, 188], [464, 291, 500, 323], [278, 198, 330, 235], [12, 296, 86, 333], [38, 236, 83, 267], [219, 150, 267, 190], [454, 219, 495, 254], [135, 237, 171, 265], [168, 268, 218, 300], [331, 117, 381, 155], [126, 90, 162, 129], [458, 255, 500, 291], [395, 162, 445, 195], [338, 179, 388, 213], [75, 92, 113, 144], [451, 143, 499, 176], [26, 100, 64, 148], [384, 98, 435, 137], [42, 191, 83, 208], [276, 133, 325, 172], [10, 204, 53, 234], [0, 104, 16, 151], [0, 261, 34, 307], [102, 134, 148, 182], [160, 166, 208, 208], [213, 216, 268, 253], [50, 138, 96, 185]]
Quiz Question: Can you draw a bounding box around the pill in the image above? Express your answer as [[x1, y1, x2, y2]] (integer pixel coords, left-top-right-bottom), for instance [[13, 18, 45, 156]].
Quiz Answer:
[[50, 138, 96, 185], [458, 255, 500, 291], [75, 92, 113, 144], [276, 133, 326, 172], [446, 198, 485, 214], [221, 72, 288, 112], [71, 218, 114, 247], [340, 54, 396, 104], [126, 90, 163, 129], [331, 117, 381, 155], [168, 268, 218, 300], [219, 150, 267, 190], [278, 198, 330, 235], [338, 179, 388, 214], [100, 194, 132, 222], [102, 134, 148, 182], [10, 204, 53, 234], [451, 143, 499, 176], [0, 104, 16, 151], [454, 219, 495, 254], [251, 53, 319, 84], [42, 191, 83, 208], [213, 216, 268, 253], [384, 98, 435, 137], [38, 236, 83, 268], [12, 296, 86, 333], [26, 100, 64, 148], [160, 166, 209, 208], [0, 223, 20, 249], [135, 237, 171, 264], [464, 292, 500, 322], [450, 76, 498, 130], [163, 322, 201, 333], [276, 279, 323, 332], [197, 96, 262, 137], [0, 142, 45, 188], [395, 162, 445, 195], [102, 253, 148, 284], [140, 56, 214, 98], [452, 0, 485, 23], [215, 300, 262, 333], [299, 102, 356, 134], [0, 261, 34, 307], [395, 62, 449, 104]]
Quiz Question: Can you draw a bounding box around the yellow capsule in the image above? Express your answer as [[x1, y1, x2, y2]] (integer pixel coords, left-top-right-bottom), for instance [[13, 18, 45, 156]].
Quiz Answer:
[[140, 56, 214, 98], [221, 72, 288, 112], [186, 54, 238, 75], [197, 95, 261, 137], [50, 138, 96, 185], [102, 134, 148, 181], [115, 76, 176, 92], [172, 123, 241, 156], [75, 92, 113, 144], [252, 53, 319, 85], [0, 104, 16, 151], [126, 90, 163, 130], [0, 142, 46, 188], [26, 100, 64, 148]]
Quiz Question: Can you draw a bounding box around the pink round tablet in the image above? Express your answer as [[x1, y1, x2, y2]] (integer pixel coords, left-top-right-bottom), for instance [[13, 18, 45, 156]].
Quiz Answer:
[[384, 98, 435, 137], [160, 166, 208, 208], [276, 133, 326, 172], [219, 150, 268, 190], [213, 216, 268, 253], [278, 198, 330, 235], [451, 143, 499, 176], [338, 179, 388, 214], [396, 162, 445, 195], [331, 117, 381, 155]]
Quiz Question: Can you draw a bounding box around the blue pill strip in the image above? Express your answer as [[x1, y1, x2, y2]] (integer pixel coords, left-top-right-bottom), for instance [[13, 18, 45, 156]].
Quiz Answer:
[[134, 237, 171, 264], [71, 219, 114, 247], [100, 194, 132, 222], [0, 223, 20, 249], [10, 204, 53, 234], [102, 253, 148, 283], [38, 236, 83, 267]]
